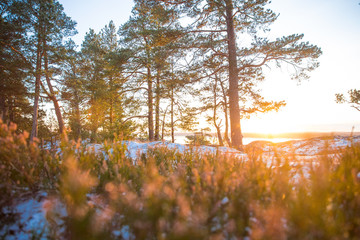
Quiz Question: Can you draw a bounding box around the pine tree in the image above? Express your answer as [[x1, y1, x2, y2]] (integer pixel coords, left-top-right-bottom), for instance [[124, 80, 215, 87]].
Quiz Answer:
[[100, 21, 133, 139], [81, 29, 108, 142], [119, 0, 183, 141], [60, 40, 85, 140], [0, 0, 32, 130], [336, 89, 360, 112], [14, 0, 76, 141], [159, 0, 321, 149]]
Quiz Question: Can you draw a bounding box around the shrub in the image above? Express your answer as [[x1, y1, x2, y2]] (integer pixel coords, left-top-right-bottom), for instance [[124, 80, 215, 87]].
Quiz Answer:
[[0, 120, 58, 203], [2, 128, 360, 239]]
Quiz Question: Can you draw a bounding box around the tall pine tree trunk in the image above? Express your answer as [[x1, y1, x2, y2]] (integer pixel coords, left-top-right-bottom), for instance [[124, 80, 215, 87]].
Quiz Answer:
[[109, 76, 114, 131], [0, 95, 6, 123], [43, 46, 65, 134], [155, 70, 160, 140], [110, 99, 113, 130], [171, 88, 175, 143], [213, 77, 224, 146], [161, 106, 168, 141], [225, 0, 243, 150], [220, 79, 231, 146], [223, 104, 231, 146], [30, 34, 42, 142], [74, 95, 81, 140], [8, 98, 14, 124], [147, 66, 154, 141]]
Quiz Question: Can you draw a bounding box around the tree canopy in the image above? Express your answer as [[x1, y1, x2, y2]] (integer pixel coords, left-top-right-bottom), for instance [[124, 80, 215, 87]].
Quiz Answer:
[[1, 0, 322, 148]]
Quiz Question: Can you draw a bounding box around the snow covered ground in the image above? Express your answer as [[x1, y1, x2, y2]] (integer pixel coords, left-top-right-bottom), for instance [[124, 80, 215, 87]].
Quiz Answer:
[[0, 192, 50, 239], [1, 136, 359, 239], [247, 135, 360, 156], [83, 140, 247, 164], [120, 140, 246, 160]]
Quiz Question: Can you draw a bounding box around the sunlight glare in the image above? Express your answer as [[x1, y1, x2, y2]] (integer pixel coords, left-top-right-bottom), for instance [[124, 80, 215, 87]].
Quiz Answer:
[[243, 111, 304, 135]]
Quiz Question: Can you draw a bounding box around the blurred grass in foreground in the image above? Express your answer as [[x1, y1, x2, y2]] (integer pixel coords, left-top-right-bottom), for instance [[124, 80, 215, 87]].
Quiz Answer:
[[1, 120, 360, 239]]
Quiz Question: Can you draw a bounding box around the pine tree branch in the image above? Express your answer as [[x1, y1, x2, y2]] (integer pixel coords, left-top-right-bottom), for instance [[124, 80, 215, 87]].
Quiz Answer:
[[351, 105, 360, 112], [39, 79, 53, 100], [0, 41, 32, 67]]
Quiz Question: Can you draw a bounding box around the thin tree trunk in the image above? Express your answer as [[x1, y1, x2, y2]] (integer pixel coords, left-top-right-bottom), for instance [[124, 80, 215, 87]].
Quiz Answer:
[[147, 66, 154, 141], [0, 95, 6, 123], [110, 100, 113, 131], [72, 64, 81, 140], [213, 77, 224, 146], [8, 97, 14, 124], [30, 33, 42, 142], [109, 76, 114, 131], [225, 0, 243, 150], [171, 88, 175, 143], [155, 69, 161, 140], [214, 114, 223, 146], [43, 46, 65, 134], [220, 79, 231, 146], [74, 89, 81, 140], [224, 105, 230, 146], [75, 103, 81, 140], [161, 105, 168, 141]]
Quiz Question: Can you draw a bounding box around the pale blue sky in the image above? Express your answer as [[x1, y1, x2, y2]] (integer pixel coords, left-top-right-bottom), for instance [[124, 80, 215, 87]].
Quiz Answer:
[[59, 0, 360, 133]]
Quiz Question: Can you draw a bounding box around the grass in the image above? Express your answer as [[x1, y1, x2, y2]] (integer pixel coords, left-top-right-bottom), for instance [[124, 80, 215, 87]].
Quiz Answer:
[[1, 120, 360, 239]]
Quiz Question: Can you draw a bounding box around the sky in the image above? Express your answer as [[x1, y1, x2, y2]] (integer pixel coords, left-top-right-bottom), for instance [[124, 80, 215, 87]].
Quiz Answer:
[[59, 0, 360, 134]]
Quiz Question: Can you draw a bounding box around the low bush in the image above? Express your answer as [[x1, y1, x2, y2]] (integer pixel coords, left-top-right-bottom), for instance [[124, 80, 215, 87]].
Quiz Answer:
[[1, 121, 360, 239]]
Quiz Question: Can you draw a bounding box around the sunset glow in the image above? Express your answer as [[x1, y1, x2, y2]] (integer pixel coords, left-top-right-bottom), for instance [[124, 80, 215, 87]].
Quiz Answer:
[[3, 0, 360, 237]]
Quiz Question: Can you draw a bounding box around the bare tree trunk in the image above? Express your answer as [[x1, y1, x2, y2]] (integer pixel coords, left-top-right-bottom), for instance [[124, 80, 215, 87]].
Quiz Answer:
[[225, 0, 243, 150], [8, 97, 14, 124], [51, 95, 65, 134], [109, 76, 114, 131], [223, 106, 231, 146], [213, 77, 224, 146], [155, 69, 161, 140], [74, 102, 81, 140], [110, 99, 113, 130], [30, 34, 42, 142], [43, 46, 65, 134], [214, 116, 223, 146], [220, 80, 231, 146], [73, 68, 81, 140], [161, 106, 168, 141], [0, 96, 7, 123], [147, 66, 154, 141], [171, 88, 175, 143]]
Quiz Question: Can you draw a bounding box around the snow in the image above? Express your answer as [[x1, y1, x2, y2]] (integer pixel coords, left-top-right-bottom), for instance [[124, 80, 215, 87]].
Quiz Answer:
[[221, 197, 230, 205], [254, 136, 360, 156], [113, 225, 131, 240], [0, 192, 50, 239], [85, 140, 247, 162], [2, 136, 360, 239]]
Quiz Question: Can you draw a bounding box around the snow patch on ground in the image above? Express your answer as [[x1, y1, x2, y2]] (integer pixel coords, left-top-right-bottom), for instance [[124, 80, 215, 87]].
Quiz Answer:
[[85, 140, 247, 162], [253, 136, 360, 156], [0, 192, 50, 239]]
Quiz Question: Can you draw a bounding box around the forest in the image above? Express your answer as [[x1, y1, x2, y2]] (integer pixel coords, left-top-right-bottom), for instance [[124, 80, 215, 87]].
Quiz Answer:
[[4, 1, 360, 239], [0, 0, 322, 150]]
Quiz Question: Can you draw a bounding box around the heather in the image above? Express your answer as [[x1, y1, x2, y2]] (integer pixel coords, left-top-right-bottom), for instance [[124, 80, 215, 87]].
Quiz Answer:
[[1, 121, 360, 239]]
